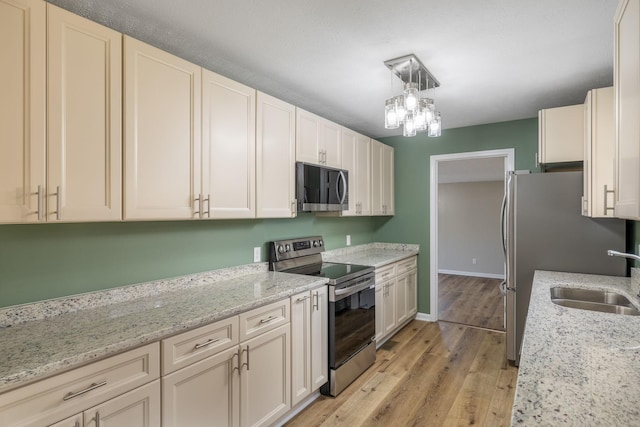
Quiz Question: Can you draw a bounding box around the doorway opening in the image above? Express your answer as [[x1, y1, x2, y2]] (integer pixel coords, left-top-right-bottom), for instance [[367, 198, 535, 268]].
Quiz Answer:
[[430, 149, 514, 331]]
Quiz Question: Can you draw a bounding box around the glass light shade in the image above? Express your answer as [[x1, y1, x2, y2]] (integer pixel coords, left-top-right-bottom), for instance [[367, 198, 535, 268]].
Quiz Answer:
[[414, 100, 427, 131], [384, 98, 400, 129], [424, 98, 435, 123], [403, 111, 417, 137], [394, 95, 406, 122], [403, 83, 419, 113], [428, 111, 441, 137]]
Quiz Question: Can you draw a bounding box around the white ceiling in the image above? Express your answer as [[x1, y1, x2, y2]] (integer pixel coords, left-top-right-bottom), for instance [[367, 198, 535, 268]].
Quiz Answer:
[[49, 0, 619, 139]]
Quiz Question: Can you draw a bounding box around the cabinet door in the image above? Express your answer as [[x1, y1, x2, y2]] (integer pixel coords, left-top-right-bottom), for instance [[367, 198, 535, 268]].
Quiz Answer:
[[124, 36, 201, 220], [356, 135, 372, 215], [340, 128, 358, 216], [0, 0, 45, 223], [395, 274, 408, 325], [406, 269, 418, 317], [84, 380, 160, 427], [290, 291, 312, 406], [162, 346, 240, 427], [382, 144, 395, 215], [296, 108, 321, 165], [371, 139, 384, 215], [375, 284, 384, 342], [47, 5, 122, 222], [49, 413, 82, 427], [202, 69, 255, 219], [240, 324, 290, 427], [538, 105, 585, 164], [614, 0, 640, 219], [310, 286, 328, 391], [383, 281, 396, 335], [256, 92, 296, 218], [322, 119, 341, 168]]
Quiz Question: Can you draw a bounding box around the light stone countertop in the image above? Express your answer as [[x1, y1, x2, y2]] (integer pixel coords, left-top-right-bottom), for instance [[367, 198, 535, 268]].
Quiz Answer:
[[0, 267, 328, 394], [322, 242, 419, 267], [511, 270, 640, 426]]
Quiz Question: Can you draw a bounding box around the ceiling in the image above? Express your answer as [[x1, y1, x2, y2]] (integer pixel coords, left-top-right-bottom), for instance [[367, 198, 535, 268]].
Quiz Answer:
[[49, 0, 619, 139]]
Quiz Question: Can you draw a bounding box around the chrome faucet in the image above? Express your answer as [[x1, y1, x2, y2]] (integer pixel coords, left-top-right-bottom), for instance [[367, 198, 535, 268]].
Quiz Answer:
[[607, 250, 640, 262]]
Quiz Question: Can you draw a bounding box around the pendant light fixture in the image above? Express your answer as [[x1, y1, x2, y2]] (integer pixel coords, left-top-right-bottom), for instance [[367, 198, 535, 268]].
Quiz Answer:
[[383, 54, 441, 137]]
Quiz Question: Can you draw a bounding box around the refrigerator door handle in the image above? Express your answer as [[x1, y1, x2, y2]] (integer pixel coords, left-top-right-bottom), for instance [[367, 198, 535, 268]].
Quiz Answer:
[[500, 188, 508, 258]]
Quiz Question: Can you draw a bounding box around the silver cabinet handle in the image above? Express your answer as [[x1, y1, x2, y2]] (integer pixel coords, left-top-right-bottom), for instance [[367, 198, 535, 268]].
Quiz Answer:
[[296, 295, 310, 302], [75, 421, 80, 427], [50, 186, 61, 220], [194, 337, 221, 350], [604, 185, 615, 215], [232, 348, 241, 374], [32, 185, 44, 221], [241, 346, 250, 371], [204, 194, 211, 217], [291, 199, 297, 216], [259, 315, 277, 324], [63, 380, 107, 401], [194, 194, 201, 217], [313, 291, 319, 310], [95, 411, 101, 427]]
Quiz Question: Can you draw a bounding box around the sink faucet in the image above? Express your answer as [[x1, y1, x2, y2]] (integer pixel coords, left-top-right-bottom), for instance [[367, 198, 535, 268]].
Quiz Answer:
[[607, 250, 640, 262]]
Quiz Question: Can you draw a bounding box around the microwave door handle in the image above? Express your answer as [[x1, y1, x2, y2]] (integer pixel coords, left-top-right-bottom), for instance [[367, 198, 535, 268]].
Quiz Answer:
[[337, 171, 347, 204]]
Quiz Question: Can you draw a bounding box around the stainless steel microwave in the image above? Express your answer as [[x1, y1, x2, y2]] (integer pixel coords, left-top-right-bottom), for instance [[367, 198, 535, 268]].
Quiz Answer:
[[296, 162, 348, 212]]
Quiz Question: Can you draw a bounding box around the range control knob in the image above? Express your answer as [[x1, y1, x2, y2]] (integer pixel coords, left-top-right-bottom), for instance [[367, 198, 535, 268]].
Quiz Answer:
[[277, 245, 285, 254], [285, 244, 291, 252], [318, 239, 323, 247], [313, 240, 318, 247]]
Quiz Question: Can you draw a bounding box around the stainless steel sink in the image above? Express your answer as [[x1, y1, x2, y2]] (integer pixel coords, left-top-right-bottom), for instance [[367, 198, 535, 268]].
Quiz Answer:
[[550, 287, 640, 316]]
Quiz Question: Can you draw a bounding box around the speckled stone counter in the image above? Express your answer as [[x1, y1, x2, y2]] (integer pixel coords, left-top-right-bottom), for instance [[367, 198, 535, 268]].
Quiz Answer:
[[511, 270, 640, 426], [0, 265, 328, 394], [323, 242, 419, 267]]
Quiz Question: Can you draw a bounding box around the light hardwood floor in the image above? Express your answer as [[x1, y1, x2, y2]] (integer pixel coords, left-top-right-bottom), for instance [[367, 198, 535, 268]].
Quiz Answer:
[[284, 320, 517, 427], [438, 274, 504, 331]]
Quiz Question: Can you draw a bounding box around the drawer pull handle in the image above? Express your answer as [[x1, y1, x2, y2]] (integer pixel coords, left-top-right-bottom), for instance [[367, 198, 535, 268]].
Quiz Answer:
[[259, 315, 277, 324], [296, 295, 310, 302], [63, 380, 107, 401], [194, 337, 221, 350]]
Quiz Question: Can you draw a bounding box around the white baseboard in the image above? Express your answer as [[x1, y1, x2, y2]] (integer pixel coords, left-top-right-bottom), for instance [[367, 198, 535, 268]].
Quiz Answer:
[[438, 269, 505, 280], [415, 312, 433, 322]]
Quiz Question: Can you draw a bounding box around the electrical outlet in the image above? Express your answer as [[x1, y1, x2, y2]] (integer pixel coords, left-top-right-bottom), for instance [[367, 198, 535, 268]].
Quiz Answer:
[[346, 235, 351, 246], [253, 247, 261, 263], [472, 258, 477, 265]]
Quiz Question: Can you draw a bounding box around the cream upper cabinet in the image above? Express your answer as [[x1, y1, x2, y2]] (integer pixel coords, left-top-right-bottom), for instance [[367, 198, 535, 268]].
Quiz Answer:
[[614, 0, 640, 219], [0, 0, 46, 223], [371, 139, 394, 216], [582, 87, 616, 218], [256, 92, 296, 218], [202, 70, 256, 219], [47, 4, 122, 222], [124, 36, 202, 220], [538, 104, 585, 164], [341, 128, 371, 216], [296, 108, 341, 168]]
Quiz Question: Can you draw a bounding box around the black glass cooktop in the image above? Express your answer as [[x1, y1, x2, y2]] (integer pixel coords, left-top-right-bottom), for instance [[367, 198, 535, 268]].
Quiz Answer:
[[283, 262, 373, 284]]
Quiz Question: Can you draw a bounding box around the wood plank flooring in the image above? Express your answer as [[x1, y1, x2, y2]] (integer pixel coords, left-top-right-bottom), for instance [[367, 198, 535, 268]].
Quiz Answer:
[[284, 320, 517, 427], [438, 274, 504, 331]]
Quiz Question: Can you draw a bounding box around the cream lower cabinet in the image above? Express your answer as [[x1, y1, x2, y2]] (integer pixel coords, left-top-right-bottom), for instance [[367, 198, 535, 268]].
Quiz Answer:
[[538, 104, 584, 164], [256, 92, 297, 218], [614, 0, 640, 219], [0, 343, 160, 427], [296, 108, 341, 168], [124, 36, 202, 220], [341, 128, 371, 216], [375, 256, 418, 345], [202, 69, 256, 219], [162, 299, 290, 427], [582, 87, 616, 218], [290, 286, 328, 406], [371, 139, 394, 216]]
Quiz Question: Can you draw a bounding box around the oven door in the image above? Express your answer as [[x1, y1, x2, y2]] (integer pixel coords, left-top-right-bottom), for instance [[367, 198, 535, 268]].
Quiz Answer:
[[329, 277, 376, 369]]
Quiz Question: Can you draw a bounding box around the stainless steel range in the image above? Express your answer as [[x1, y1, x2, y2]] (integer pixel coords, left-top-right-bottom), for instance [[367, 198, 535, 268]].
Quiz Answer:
[[269, 236, 376, 396]]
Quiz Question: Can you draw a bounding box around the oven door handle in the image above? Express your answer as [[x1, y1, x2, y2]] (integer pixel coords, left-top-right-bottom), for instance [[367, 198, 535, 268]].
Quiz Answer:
[[334, 280, 374, 299]]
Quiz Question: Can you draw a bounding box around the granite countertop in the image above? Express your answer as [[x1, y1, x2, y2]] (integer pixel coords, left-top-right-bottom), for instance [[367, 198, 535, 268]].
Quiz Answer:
[[512, 270, 640, 426], [0, 266, 328, 394], [322, 242, 419, 267]]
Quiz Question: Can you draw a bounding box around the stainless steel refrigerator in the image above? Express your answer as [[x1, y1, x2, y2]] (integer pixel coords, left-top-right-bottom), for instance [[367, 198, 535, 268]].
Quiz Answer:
[[501, 171, 627, 365]]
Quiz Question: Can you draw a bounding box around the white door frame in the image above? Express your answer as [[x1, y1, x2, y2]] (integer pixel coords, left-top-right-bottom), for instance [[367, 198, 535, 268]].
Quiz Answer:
[[429, 148, 515, 320]]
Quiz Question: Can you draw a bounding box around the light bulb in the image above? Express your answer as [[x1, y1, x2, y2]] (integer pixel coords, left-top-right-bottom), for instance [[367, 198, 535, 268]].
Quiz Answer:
[[428, 112, 441, 137], [403, 112, 416, 137], [404, 83, 419, 113], [384, 98, 399, 129]]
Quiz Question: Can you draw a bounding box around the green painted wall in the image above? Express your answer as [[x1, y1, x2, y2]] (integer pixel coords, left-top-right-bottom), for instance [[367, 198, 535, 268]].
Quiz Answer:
[[0, 215, 376, 308], [374, 118, 539, 314]]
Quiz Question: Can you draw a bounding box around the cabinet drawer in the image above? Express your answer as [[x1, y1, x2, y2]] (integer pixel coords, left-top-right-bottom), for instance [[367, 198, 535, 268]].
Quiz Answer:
[[396, 256, 417, 276], [375, 264, 396, 284], [161, 316, 239, 375], [0, 342, 159, 427], [239, 299, 289, 341]]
